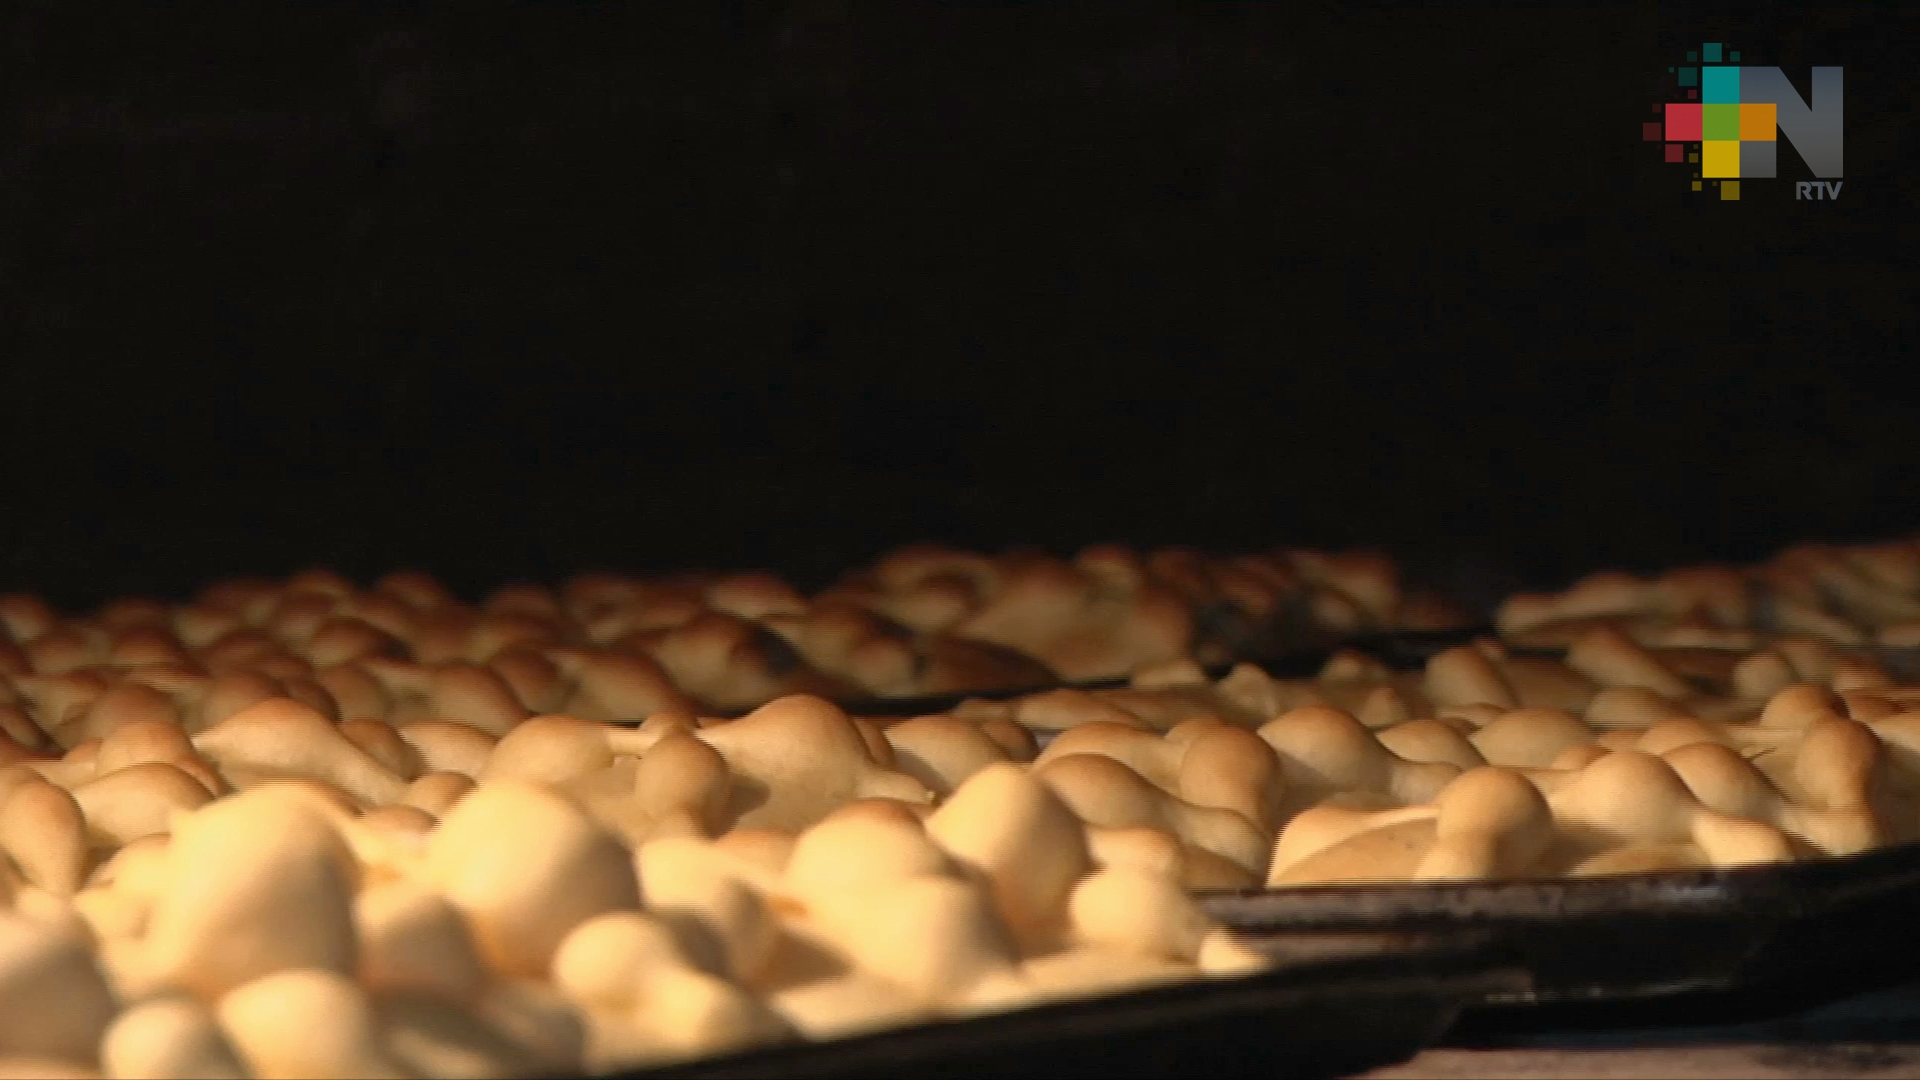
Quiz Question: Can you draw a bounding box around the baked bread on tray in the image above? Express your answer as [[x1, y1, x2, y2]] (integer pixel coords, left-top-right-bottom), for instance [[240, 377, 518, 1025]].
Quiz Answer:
[[939, 627, 1920, 883], [0, 541, 1911, 1076], [0, 543, 1466, 734], [820, 543, 1466, 679], [0, 545, 1457, 1077], [1497, 533, 1920, 650], [0, 693, 1270, 1076]]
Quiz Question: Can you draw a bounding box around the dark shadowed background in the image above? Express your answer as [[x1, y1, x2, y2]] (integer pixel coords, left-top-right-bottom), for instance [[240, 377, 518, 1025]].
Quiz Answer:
[[3, 2, 1915, 613]]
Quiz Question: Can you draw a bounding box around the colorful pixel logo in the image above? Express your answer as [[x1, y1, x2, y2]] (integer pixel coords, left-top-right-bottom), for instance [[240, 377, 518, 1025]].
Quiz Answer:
[[1643, 43, 1843, 201]]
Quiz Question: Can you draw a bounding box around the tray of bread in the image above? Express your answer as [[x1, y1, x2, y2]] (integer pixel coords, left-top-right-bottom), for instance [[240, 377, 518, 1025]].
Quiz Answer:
[[618, 930, 1520, 1079], [1, 533, 1918, 1077], [0, 543, 1491, 1078], [916, 534, 1920, 1009]]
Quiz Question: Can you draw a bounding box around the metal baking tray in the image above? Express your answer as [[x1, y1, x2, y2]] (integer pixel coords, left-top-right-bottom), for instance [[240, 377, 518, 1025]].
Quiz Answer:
[[606, 931, 1524, 1080], [1201, 834, 1920, 1014]]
